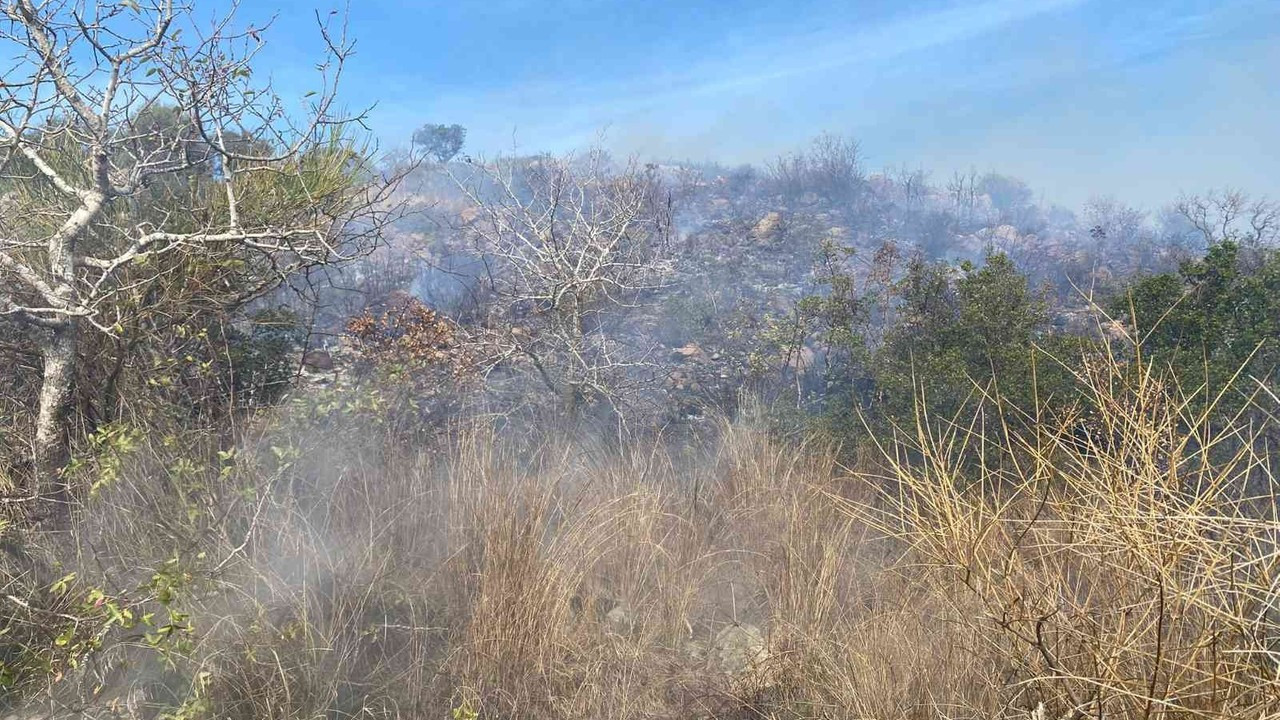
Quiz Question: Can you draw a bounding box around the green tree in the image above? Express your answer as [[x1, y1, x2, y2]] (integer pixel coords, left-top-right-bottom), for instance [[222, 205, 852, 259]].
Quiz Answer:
[[877, 252, 1055, 430], [412, 123, 467, 163], [1114, 241, 1280, 416], [797, 240, 895, 430]]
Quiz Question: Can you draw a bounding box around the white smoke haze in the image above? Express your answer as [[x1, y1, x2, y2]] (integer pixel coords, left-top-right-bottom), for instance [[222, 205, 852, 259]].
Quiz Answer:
[[3, 1, 1279, 718]]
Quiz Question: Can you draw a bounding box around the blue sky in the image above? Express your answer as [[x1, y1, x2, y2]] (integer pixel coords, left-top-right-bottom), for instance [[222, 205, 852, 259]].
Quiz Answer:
[[237, 0, 1278, 209]]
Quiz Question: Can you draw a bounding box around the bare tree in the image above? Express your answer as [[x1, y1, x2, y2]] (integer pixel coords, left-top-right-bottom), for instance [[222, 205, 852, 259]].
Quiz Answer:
[[1175, 190, 1279, 248], [891, 165, 930, 210], [449, 149, 675, 417], [767, 133, 864, 203], [0, 0, 400, 512], [947, 168, 981, 224], [1083, 195, 1159, 269]]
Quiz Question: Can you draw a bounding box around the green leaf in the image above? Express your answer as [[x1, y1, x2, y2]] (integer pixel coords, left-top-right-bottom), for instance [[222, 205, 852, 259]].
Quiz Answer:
[[50, 573, 76, 595]]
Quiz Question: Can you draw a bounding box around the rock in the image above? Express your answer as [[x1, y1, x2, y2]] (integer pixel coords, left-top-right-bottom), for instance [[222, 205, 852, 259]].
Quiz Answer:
[[991, 224, 1020, 243], [301, 349, 334, 371], [670, 343, 705, 363], [784, 346, 817, 373], [714, 623, 768, 674], [750, 212, 784, 243], [1100, 319, 1128, 342], [604, 605, 632, 634], [683, 640, 708, 662]]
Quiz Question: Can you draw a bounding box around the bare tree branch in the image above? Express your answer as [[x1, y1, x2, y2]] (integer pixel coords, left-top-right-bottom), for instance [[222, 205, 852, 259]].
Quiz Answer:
[[0, 0, 408, 507], [445, 149, 676, 413]]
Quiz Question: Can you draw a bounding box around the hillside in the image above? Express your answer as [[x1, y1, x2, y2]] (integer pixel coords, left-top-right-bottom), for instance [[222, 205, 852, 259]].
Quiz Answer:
[[1, 3, 1278, 719]]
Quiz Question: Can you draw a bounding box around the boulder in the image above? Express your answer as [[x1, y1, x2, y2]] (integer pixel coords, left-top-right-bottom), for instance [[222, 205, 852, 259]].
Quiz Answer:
[[670, 343, 705, 363], [604, 605, 633, 634], [784, 345, 817, 373], [301, 349, 334, 371], [750, 212, 784, 243], [991, 224, 1020, 243], [713, 623, 768, 674]]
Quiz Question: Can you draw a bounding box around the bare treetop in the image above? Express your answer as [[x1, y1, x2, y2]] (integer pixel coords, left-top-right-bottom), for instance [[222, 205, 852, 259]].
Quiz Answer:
[[1176, 190, 1279, 248], [446, 149, 676, 416]]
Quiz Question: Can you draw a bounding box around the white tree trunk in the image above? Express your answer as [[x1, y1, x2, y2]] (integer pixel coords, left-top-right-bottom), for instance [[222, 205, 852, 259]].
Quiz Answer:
[[33, 321, 77, 513]]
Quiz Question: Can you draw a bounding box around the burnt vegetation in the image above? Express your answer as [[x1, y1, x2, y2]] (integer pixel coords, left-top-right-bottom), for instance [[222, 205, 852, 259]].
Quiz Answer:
[[2, 4, 1280, 720]]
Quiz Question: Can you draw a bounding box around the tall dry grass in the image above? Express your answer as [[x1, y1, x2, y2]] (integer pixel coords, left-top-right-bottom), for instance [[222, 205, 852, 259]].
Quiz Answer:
[[842, 350, 1280, 718], [3, 349, 1278, 719]]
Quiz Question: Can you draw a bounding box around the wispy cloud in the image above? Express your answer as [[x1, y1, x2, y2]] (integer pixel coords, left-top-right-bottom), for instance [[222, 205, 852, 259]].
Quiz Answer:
[[667, 0, 1087, 98], [353, 0, 1278, 206], [399, 0, 1088, 152]]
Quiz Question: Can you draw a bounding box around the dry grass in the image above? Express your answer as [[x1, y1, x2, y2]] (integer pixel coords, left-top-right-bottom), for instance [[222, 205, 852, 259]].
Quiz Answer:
[[841, 351, 1280, 718], [3, 351, 1279, 719]]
